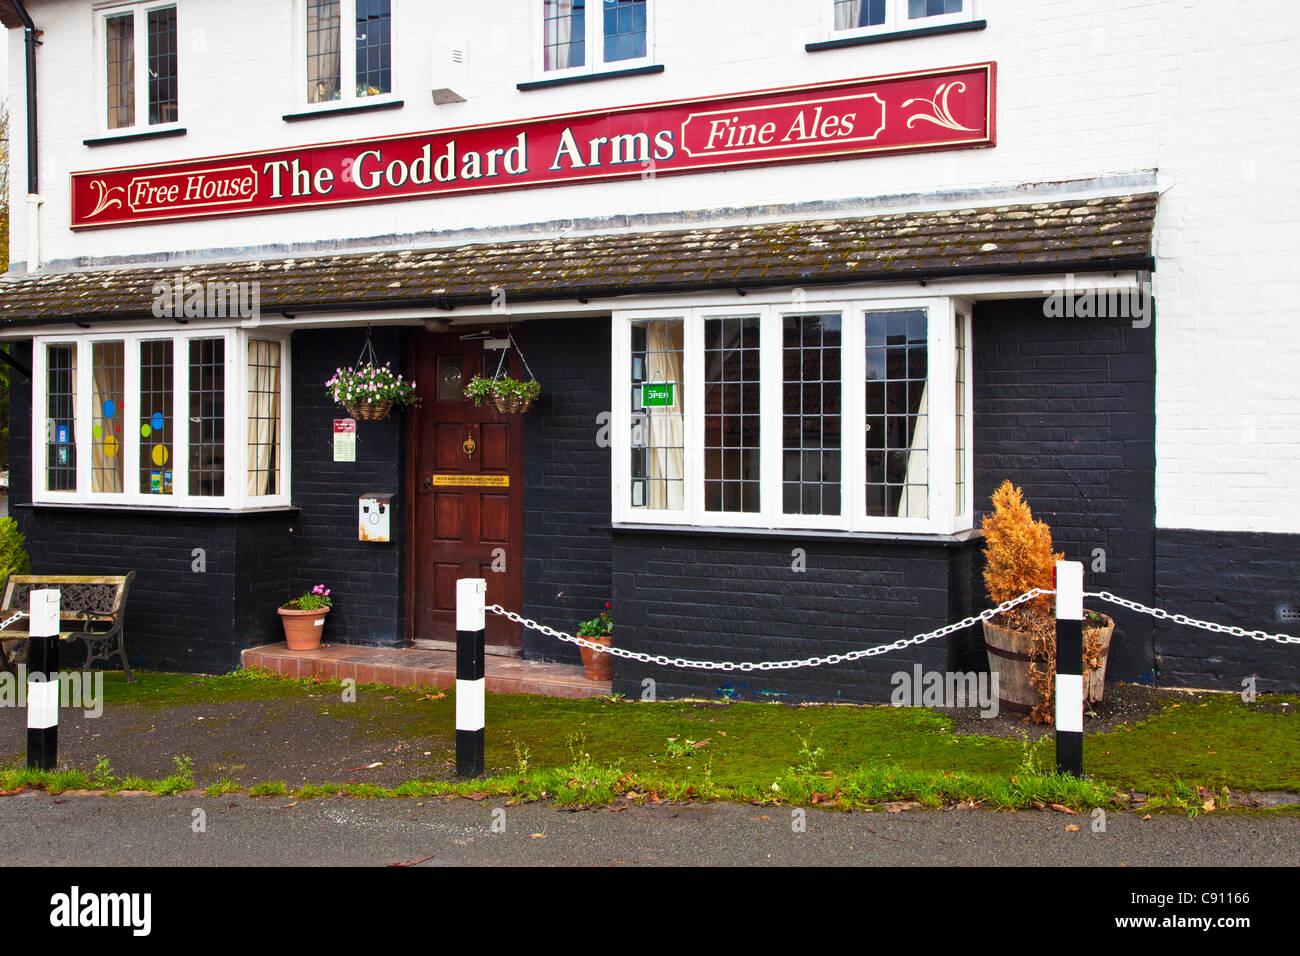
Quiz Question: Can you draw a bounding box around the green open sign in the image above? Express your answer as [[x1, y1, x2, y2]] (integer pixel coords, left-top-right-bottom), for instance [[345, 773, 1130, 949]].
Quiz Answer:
[[641, 383, 675, 407]]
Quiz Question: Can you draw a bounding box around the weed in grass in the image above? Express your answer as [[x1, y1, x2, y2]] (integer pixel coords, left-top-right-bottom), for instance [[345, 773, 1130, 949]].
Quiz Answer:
[[248, 781, 289, 797], [44, 768, 92, 794], [293, 783, 345, 799], [91, 755, 117, 790], [152, 755, 195, 795], [203, 779, 241, 797]]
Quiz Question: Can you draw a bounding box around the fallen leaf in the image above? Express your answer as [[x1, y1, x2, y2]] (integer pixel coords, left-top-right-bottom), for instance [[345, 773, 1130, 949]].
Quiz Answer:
[[1142, 814, 1152, 820], [690, 738, 710, 749], [529, 833, 548, 839], [1065, 824, 1081, 832], [609, 804, 629, 812], [464, 792, 488, 802], [387, 854, 436, 867], [1049, 803, 1078, 815], [380, 695, 396, 701], [280, 801, 297, 809], [885, 801, 922, 813], [647, 792, 662, 804], [810, 792, 829, 804]]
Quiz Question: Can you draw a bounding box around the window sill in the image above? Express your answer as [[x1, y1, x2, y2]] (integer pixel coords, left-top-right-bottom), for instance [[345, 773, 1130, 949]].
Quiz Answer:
[[805, 19, 986, 51], [517, 64, 664, 91], [282, 99, 404, 122], [83, 127, 187, 147], [17, 501, 299, 517], [611, 522, 982, 547]]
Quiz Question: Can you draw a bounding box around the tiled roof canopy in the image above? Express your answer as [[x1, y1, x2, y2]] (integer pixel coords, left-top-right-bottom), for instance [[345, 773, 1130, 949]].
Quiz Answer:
[[0, 3, 25, 30], [0, 193, 1156, 327]]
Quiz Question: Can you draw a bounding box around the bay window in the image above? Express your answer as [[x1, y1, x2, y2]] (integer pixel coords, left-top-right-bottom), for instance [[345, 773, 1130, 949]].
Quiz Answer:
[[540, 0, 652, 77], [99, 2, 180, 132], [613, 294, 972, 534], [830, 0, 972, 36], [32, 331, 290, 509]]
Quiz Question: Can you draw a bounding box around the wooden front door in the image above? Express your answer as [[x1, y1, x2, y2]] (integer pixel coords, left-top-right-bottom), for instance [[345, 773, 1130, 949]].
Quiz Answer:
[[407, 330, 524, 650]]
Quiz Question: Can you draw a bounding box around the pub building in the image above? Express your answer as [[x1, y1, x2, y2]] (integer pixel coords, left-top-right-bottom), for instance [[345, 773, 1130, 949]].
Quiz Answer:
[[1, 1, 1296, 701]]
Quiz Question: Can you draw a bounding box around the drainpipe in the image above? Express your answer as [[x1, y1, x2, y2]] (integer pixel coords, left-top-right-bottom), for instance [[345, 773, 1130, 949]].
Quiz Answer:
[[11, 1, 41, 272]]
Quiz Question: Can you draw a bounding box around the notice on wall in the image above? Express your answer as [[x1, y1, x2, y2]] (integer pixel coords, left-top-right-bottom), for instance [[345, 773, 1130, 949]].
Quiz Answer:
[[334, 419, 357, 463]]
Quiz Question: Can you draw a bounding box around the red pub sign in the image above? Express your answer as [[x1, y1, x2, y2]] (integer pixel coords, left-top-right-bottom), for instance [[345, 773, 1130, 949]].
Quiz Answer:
[[71, 62, 995, 229]]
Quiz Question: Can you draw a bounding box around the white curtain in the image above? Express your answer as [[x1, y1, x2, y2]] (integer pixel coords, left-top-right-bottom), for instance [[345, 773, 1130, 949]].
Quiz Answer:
[[835, 0, 863, 30], [246, 340, 281, 497], [546, 0, 579, 70], [898, 384, 928, 518], [646, 321, 684, 510]]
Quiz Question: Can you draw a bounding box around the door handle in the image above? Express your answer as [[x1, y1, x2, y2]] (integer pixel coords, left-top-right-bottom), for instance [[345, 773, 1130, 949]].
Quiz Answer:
[[420, 475, 432, 493]]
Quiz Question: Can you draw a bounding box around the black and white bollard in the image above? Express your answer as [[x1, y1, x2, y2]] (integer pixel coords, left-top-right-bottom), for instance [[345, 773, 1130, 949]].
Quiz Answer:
[[455, 578, 487, 778], [27, 588, 61, 771], [1054, 560, 1084, 776]]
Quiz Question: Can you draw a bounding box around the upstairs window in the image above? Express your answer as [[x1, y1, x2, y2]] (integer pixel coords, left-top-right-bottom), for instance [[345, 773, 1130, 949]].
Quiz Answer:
[[540, 0, 651, 76], [830, 0, 971, 36], [99, 2, 179, 132], [305, 0, 393, 106]]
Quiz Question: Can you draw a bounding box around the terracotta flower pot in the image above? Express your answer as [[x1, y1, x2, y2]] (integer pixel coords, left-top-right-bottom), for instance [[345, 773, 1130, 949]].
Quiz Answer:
[[982, 613, 1115, 715], [578, 634, 613, 681], [279, 606, 330, 650]]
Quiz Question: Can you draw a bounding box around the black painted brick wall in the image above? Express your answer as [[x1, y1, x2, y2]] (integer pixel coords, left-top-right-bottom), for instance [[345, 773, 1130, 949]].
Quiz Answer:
[[520, 317, 612, 665], [8, 341, 291, 673], [611, 531, 975, 703], [289, 327, 406, 647], [969, 299, 1157, 682], [1153, 529, 1300, 691]]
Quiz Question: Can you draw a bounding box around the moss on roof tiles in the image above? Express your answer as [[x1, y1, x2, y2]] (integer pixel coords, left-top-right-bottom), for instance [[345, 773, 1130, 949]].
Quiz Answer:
[[0, 194, 1156, 323]]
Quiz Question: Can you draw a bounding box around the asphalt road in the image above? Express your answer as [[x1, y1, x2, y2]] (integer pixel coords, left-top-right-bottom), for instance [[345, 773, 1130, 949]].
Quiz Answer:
[[1, 791, 1296, 866]]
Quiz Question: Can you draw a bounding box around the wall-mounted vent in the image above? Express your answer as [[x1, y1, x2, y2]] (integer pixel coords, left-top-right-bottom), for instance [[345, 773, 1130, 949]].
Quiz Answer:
[[1277, 605, 1300, 624], [432, 40, 469, 105]]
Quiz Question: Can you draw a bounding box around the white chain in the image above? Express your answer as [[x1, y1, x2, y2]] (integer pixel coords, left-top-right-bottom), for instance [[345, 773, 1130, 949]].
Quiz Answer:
[[487, 588, 1054, 672], [1, 611, 26, 631], [1086, 591, 1300, 646]]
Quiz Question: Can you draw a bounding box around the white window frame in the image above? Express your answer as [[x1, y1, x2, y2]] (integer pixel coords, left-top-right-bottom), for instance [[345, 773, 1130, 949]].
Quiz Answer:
[[93, 0, 183, 136], [30, 329, 292, 511], [295, 0, 400, 111], [824, 0, 974, 40], [534, 0, 655, 81], [611, 294, 973, 535]]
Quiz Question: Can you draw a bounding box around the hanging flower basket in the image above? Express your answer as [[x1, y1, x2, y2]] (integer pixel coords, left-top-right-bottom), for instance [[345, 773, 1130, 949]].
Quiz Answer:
[[345, 400, 394, 421], [462, 332, 541, 414], [326, 332, 418, 421]]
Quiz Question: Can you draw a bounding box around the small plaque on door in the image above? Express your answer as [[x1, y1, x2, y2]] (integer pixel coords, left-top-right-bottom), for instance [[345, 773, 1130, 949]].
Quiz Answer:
[[430, 474, 510, 488]]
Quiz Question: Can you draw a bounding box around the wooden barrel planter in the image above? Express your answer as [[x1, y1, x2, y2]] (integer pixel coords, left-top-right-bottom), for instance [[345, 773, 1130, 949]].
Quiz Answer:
[[983, 613, 1115, 713]]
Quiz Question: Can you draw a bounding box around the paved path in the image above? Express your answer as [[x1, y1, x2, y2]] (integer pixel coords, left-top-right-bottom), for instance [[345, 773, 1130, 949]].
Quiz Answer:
[[2, 791, 1296, 866]]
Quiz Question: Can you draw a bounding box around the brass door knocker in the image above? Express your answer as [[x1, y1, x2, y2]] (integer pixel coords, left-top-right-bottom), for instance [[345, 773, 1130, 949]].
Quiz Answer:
[[463, 434, 477, 458]]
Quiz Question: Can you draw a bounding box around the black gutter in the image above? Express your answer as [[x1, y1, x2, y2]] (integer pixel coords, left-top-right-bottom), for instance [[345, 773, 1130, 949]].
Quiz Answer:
[[0, 255, 1157, 329], [12, 0, 39, 194]]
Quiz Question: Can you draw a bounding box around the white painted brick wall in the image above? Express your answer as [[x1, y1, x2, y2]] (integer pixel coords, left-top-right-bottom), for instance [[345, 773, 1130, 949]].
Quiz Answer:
[[5, 0, 1299, 534]]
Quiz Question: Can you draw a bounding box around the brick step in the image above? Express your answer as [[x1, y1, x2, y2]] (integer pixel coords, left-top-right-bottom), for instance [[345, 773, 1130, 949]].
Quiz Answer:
[[241, 642, 611, 699]]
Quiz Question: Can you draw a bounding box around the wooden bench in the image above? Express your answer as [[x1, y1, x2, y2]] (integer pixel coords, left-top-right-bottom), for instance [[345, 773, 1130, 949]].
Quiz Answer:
[[0, 573, 137, 682]]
